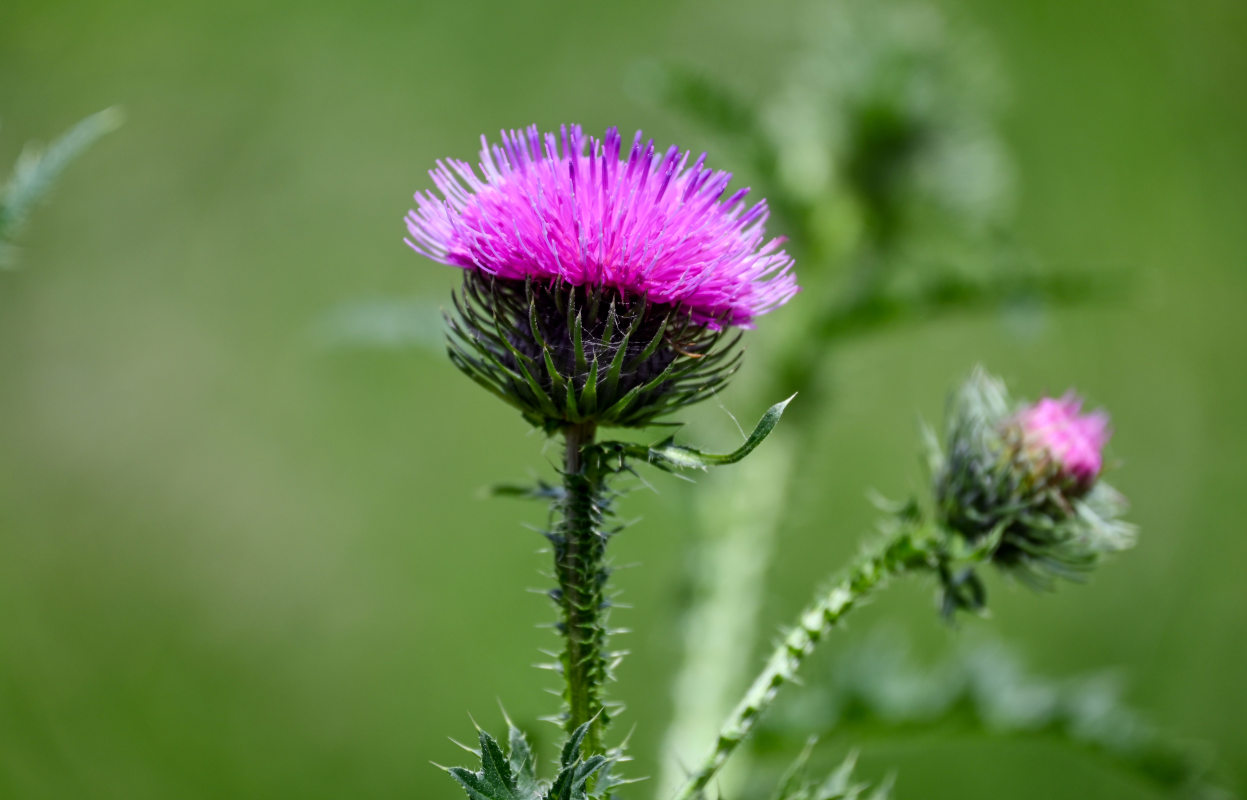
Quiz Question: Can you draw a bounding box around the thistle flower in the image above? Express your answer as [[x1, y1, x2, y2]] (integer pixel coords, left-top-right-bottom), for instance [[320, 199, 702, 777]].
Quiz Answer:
[[1015, 394, 1110, 488], [406, 125, 798, 430], [931, 369, 1135, 588]]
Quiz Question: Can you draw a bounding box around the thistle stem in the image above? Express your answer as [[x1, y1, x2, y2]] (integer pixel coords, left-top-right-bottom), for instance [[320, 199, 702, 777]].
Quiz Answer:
[[673, 521, 937, 800], [555, 421, 610, 754]]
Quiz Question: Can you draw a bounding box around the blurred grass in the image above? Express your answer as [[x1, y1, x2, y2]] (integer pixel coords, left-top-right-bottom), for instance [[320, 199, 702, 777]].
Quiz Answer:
[[1, 0, 1244, 798]]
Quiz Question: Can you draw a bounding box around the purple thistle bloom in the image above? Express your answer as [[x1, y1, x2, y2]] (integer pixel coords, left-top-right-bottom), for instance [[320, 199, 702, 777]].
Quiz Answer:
[[405, 125, 798, 328], [1016, 394, 1110, 485], [933, 369, 1133, 591]]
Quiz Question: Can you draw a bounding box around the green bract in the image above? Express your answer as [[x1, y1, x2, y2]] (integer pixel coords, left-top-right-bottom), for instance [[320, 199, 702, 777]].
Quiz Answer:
[[447, 273, 742, 432], [929, 369, 1136, 589]]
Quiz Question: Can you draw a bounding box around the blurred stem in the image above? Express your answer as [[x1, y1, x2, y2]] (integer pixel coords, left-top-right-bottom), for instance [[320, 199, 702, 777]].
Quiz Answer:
[[776, 267, 1119, 411], [555, 422, 609, 755], [656, 437, 794, 798], [672, 519, 939, 800]]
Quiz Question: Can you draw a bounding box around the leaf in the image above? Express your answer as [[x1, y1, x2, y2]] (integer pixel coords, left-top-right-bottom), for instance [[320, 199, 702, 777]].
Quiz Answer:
[[620, 393, 795, 473], [442, 719, 632, 800], [769, 742, 891, 800], [757, 633, 1229, 799], [546, 722, 609, 800], [505, 716, 539, 797], [648, 63, 762, 142], [1, 108, 123, 257], [445, 729, 535, 800], [490, 480, 565, 502]]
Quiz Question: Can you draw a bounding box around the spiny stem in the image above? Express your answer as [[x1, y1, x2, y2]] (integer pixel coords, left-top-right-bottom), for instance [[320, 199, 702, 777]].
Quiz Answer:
[[673, 520, 938, 800], [555, 421, 610, 754]]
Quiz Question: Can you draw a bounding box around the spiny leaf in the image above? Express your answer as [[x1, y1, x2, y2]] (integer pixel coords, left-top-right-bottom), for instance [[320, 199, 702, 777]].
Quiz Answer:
[[531, 721, 610, 800], [445, 729, 533, 800], [559, 720, 593, 770], [768, 742, 891, 800], [505, 716, 539, 797]]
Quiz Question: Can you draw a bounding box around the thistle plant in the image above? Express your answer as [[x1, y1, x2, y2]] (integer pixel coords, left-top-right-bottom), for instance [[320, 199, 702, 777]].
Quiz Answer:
[[397, 115, 1173, 799], [405, 124, 798, 764], [671, 369, 1135, 799]]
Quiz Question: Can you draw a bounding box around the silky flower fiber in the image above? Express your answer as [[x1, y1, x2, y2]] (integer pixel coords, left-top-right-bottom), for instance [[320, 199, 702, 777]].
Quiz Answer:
[[1016, 394, 1110, 486], [406, 125, 798, 329]]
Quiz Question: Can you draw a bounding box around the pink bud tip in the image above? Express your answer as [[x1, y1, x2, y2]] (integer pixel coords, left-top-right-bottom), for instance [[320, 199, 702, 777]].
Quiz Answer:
[[1017, 393, 1111, 483]]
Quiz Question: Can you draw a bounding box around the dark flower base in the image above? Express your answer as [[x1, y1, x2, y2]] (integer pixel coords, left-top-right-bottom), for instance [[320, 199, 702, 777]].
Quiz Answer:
[[447, 272, 742, 431]]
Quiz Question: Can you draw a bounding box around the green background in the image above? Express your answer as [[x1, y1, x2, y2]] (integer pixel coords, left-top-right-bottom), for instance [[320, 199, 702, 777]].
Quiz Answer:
[[1, 0, 1243, 797]]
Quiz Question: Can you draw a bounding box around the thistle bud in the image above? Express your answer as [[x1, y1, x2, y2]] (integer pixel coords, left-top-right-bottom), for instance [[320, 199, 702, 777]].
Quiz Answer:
[[932, 369, 1135, 587]]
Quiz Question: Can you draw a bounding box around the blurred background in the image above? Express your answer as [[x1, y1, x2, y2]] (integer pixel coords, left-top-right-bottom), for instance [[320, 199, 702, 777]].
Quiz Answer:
[[1, 0, 1243, 798]]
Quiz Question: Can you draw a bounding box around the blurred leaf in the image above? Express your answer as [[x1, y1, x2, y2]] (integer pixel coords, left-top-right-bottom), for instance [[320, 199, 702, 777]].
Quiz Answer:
[[816, 267, 1123, 342], [756, 634, 1233, 799], [769, 741, 893, 800], [490, 480, 565, 503], [643, 62, 764, 147], [1, 107, 123, 265]]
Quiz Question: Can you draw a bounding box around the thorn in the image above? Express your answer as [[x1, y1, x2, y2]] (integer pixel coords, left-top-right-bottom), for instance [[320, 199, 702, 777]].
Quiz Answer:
[[496, 698, 513, 727]]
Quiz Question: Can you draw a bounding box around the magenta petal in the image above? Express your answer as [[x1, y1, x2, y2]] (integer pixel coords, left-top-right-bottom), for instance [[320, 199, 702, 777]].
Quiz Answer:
[[405, 125, 799, 328], [1017, 395, 1111, 482]]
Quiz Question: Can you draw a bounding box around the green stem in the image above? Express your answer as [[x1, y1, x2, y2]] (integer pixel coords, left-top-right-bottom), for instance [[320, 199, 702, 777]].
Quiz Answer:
[[673, 521, 938, 800], [554, 422, 610, 754]]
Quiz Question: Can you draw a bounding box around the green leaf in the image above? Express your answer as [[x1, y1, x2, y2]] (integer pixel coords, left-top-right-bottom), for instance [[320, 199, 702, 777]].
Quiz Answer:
[[646, 63, 763, 144], [757, 633, 1228, 800], [445, 729, 534, 800], [504, 716, 539, 797], [442, 719, 630, 800], [543, 722, 608, 800], [1, 107, 123, 265], [620, 393, 795, 472], [769, 741, 891, 800], [490, 480, 565, 502]]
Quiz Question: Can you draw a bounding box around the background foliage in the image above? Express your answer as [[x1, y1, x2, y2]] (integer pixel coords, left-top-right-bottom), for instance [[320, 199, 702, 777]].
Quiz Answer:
[[1, 0, 1244, 797]]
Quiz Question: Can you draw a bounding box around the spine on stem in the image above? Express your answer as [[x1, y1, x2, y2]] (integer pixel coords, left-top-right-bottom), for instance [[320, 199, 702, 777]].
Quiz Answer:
[[553, 422, 612, 755]]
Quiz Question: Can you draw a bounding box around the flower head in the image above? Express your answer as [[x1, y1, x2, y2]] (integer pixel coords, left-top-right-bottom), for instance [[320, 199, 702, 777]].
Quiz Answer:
[[1015, 394, 1110, 486], [406, 125, 798, 329], [407, 125, 798, 431], [930, 369, 1134, 589]]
